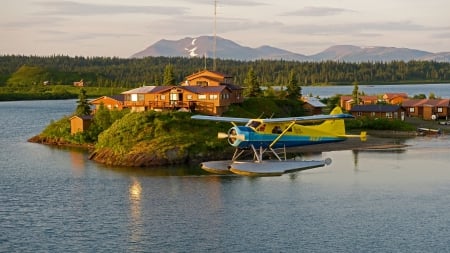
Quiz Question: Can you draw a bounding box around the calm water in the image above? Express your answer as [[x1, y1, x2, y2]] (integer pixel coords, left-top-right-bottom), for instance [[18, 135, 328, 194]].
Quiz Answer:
[[303, 82, 450, 98], [1, 95, 450, 252]]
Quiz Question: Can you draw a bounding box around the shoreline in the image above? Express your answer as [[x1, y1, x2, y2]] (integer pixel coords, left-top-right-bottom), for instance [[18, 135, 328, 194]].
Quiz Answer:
[[28, 131, 417, 167]]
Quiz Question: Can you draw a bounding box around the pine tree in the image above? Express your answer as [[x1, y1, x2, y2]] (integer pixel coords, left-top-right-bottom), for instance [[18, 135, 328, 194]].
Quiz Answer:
[[352, 81, 360, 105], [163, 64, 175, 85], [243, 68, 261, 97], [286, 70, 302, 100], [75, 88, 92, 116]]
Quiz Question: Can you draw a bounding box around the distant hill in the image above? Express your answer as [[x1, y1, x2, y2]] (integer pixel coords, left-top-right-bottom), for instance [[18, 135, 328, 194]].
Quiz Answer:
[[131, 36, 450, 62], [131, 36, 308, 61]]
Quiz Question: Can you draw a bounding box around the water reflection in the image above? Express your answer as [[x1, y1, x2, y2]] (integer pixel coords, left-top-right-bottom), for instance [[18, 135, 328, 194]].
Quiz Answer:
[[98, 164, 208, 177], [69, 150, 86, 177], [128, 177, 143, 248]]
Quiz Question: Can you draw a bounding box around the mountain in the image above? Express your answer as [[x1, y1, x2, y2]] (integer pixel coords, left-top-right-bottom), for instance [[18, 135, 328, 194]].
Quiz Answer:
[[130, 36, 450, 62], [310, 45, 432, 62], [131, 36, 309, 61]]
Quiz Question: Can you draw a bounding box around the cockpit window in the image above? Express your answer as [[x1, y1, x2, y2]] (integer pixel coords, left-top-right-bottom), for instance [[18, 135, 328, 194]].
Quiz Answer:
[[247, 121, 261, 128]]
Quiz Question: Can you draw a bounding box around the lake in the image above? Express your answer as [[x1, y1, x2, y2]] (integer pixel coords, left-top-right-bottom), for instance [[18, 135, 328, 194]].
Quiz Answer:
[[1, 95, 450, 252], [303, 82, 450, 98]]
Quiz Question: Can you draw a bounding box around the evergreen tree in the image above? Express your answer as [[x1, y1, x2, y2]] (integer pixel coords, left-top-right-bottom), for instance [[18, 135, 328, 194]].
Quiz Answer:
[[75, 88, 92, 116], [243, 68, 261, 97], [286, 70, 302, 100], [94, 103, 112, 131], [352, 81, 360, 105], [163, 64, 175, 85]]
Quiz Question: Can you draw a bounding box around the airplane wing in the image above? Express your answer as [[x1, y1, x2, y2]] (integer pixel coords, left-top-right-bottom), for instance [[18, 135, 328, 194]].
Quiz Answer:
[[191, 115, 251, 123], [261, 113, 354, 123]]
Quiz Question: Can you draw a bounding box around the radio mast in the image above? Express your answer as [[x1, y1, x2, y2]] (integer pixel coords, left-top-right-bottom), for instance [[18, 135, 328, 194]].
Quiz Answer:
[[213, 0, 217, 71]]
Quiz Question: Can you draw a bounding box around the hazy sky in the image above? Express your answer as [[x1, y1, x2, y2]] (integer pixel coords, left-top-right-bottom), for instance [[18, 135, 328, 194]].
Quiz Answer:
[[1, 0, 449, 57]]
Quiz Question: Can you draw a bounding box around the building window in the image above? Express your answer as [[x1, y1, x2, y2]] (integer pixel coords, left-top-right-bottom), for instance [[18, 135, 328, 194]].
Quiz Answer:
[[198, 94, 206, 100], [357, 112, 362, 116], [196, 81, 208, 86], [170, 93, 179, 101], [209, 94, 218, 100], [409, 108, 415, 113], [437, 107, 443, 113], [386, 112, 393, 118], [161, 95, 166, 100], [187, 95, 193, 100], [371, 112, 375, 117]]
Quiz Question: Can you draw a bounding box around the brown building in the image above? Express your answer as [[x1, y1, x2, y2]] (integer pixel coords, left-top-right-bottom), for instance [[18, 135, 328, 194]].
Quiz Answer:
[[70, 115, 93, 134], [340, 95, 379, 111], [382, 93, 408, 104], [350, 104, 406, 120], [301, 97, 326, 115], [402, 99, 450, 120], [90, 95, 125, 112], [122, 70, 244, 115]]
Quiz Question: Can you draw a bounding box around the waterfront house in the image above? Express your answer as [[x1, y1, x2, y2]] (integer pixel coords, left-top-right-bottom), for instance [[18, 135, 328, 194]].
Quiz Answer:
[[402, 99, 450, 120], [340, 95, 379, 111], [90, 95, 125, 112], [383, 93, 408, 104], [122, 70, 244, 115], [70, 115, 93, 134], [350, 104, 406, 120]]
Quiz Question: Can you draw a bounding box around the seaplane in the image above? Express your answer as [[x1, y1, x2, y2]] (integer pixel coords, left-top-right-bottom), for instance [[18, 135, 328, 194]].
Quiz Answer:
[[191, 107, 366, 176]]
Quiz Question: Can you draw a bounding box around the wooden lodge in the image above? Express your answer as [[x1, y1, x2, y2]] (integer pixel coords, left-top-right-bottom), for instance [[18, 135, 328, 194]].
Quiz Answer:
[[402, 99, 450, 120], [349, 105, 406, 121], [122, 70, 244, 115]]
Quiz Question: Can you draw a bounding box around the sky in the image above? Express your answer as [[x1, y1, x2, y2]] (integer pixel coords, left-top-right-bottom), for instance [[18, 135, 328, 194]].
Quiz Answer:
[[1, 0, 450, 58]]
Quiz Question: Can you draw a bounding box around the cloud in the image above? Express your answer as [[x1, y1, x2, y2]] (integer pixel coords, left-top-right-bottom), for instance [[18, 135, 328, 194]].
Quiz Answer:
[[180, 0, 267, 6], [281, 6, 354, 16], [35, 1, 188, 16], [280, 21, 433, 36]]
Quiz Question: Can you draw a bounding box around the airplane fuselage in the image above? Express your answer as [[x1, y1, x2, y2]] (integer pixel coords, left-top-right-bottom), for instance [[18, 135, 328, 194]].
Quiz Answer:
[[228, 124, 346, 149]]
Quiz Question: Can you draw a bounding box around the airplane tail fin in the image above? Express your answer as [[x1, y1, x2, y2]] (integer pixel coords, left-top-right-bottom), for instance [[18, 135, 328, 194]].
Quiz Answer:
[[318, 106, 346, 136]]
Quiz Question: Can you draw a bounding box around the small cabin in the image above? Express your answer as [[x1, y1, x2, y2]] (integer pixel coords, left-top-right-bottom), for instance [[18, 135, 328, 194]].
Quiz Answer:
[[70, 115, 93, 134], [90, 95, 125, 112], [302, 97, 326, 115]]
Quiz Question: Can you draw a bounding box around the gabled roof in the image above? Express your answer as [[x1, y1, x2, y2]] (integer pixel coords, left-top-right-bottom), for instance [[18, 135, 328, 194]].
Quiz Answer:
[[350, 104, 403, 112], [383, 93, 408, 99], [401, 99, 427, 107], [122, 86, 158, 94], [185, 69, 232, 80], [90, 94, 125, 104], [401, 99, 450, 107], [182, 85, 229, 94], [303, 97, 326, 107], [423, 99, 450, 107], [122, 85, 174, 94], [70, 115, 93, 120]]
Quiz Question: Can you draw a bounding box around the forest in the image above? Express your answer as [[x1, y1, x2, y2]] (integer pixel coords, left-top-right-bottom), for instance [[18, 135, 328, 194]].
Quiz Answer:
[[1, 55, 449, 89]]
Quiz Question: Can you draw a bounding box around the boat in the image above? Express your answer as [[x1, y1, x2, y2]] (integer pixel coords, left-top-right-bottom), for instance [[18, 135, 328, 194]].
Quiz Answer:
[[416, 127, 441, 136]]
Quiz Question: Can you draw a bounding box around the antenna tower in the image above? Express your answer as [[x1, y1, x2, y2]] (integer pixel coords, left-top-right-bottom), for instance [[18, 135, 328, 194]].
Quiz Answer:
[[213, 0, 217, 71]]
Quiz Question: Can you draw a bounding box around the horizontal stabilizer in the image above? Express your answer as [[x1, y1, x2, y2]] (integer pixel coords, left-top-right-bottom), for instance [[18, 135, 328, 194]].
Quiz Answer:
[[341, 131, 367, 141]]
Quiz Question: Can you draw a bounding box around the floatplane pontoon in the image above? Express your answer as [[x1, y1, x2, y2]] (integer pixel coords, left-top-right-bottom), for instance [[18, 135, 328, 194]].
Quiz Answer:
[[191, 107, 366, 176]]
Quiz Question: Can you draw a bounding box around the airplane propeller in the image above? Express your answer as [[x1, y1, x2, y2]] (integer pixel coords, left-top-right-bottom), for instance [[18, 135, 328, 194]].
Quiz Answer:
[[218, 128, 245, 144]]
